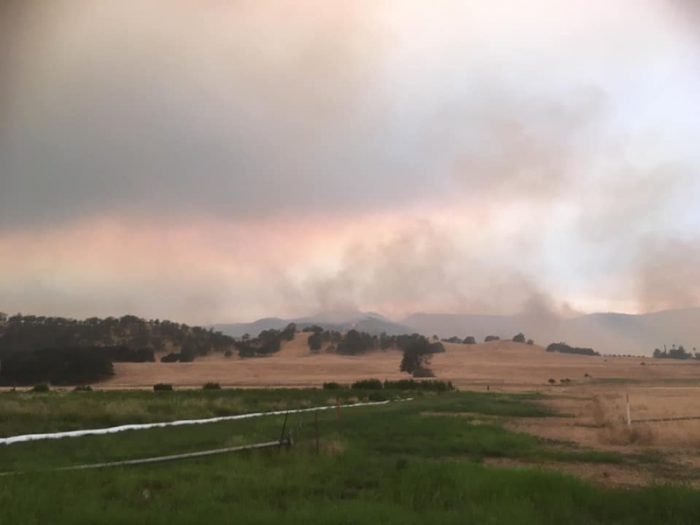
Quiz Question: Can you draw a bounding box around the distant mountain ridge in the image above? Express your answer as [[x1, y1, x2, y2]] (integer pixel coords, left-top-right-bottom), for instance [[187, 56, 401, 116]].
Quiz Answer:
[[215, 308, 700, 356], [402, 309, 700, 357], [212, 312, 413, 338]]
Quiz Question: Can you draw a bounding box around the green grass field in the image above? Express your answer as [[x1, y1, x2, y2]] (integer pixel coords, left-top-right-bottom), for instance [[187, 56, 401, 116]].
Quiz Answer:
[[1, 388, 698, 524]]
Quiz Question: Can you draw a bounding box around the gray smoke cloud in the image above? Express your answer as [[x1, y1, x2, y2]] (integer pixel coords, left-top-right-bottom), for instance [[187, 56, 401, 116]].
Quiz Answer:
[[1, 1, 699, 321], [636, 238, 700, 312]]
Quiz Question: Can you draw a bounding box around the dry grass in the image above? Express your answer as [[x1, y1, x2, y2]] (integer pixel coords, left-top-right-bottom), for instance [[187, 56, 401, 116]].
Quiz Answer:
[[102, 336, 700, 391]]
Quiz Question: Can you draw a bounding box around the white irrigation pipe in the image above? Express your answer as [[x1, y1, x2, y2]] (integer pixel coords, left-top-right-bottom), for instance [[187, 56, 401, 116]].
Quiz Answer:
[[0, 400, 394, 446]]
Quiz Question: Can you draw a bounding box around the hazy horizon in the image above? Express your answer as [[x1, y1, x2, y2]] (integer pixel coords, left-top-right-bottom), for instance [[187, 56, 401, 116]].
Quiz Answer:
[[2, 1, 699, 325]]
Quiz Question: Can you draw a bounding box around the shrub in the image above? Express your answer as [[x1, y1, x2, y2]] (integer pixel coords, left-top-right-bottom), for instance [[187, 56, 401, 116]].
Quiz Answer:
[[527, 339, 534, 345], [160, 352, 180, 363], [463, 336, 476, 345], [368, 392, 388, 402], [548, 378, 556, 384], [484, 335, 500, 342], [202, 382, 221, 390], [73, 385, 93, 392], [153, 383, 173, 391], [32, 383, 50, 392], [383, 379, 455, 391], [322, 382, 344, 390], [351, 379, 383, 390], [512, 333, 526, 343]]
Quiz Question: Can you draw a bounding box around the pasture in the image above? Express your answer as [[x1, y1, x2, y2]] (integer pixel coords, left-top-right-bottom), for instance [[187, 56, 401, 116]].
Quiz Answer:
[[1, 387, 700, 524]]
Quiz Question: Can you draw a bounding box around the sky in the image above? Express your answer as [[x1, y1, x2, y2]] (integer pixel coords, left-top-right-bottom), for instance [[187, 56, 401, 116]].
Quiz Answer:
[[1, 0, 699, 324]]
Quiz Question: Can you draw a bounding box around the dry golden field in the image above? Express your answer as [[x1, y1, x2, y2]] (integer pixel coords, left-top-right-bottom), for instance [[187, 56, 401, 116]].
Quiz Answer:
[[104, 333, 700, 391]]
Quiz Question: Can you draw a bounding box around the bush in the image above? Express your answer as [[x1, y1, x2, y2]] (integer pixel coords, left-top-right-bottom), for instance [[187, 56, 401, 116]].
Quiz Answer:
[[351, 379, 383, 390], [527, 339, 534, 345], [322, 382, 344, 390], [73, 385, 93, 392], [160, 352, 181, 363], [32, 383, 50, 392], [383, 379, 455, 392], [368, 392, 388, 402], [484, 335, 500, 342], [512, 333, 526, 343], [202, 382, 221, 390], [153, 383, 173, 391], [463, 336, 476, 345]]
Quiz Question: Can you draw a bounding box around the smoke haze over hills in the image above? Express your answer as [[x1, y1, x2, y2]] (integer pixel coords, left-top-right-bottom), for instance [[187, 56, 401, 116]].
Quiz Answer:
[[1, 1, 699, 325]]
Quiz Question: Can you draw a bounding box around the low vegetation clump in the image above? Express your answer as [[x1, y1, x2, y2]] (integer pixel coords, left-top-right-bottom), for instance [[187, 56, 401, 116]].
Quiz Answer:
[[351, 378, 383, 390], [153, 383, 173, 391], [546, 342, 600, 357], [383, 379, 455, 391], [485, 335, 501, 342], [160, 352, 194, 363], [202, 382, 221, 390], [73, 385, 93, 392], [327, 379, 456, 392], [31, 383, 50, 392]]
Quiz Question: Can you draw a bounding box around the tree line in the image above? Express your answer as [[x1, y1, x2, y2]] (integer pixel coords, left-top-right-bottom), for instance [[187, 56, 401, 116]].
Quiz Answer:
[[653, 345, 700, 360], [0, 314, 236, 360], [546, 342, 599, 357]]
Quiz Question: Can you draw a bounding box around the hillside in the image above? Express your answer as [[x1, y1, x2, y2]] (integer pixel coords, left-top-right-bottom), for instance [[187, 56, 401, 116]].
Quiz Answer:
[[102, 333, 700, 389], [403, 309, 700, 356]]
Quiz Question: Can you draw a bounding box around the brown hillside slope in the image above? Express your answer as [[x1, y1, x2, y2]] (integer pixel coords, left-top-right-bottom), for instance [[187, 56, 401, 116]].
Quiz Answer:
[[102, 335, 700, 389]]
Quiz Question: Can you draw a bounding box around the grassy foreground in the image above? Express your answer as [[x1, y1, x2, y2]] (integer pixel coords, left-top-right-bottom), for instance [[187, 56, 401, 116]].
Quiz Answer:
[[0, 389, 698, 524]]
